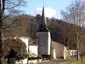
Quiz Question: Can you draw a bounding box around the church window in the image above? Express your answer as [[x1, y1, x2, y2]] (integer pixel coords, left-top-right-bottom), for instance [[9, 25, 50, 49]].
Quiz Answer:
[[42, 36, 44, 38], [42, 45, 44, 47]]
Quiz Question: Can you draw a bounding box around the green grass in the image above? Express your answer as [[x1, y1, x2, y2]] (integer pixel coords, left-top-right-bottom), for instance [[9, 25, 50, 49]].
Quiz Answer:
[[56, 59, 85, 64]]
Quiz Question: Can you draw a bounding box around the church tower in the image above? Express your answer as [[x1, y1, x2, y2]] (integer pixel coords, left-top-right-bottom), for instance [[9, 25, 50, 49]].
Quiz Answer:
[[37, 7, 51, 57]]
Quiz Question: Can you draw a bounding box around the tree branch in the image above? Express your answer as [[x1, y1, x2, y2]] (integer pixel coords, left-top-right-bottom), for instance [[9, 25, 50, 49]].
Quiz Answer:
[[2, 19, 17, 29], [5, 0, 25, 9]]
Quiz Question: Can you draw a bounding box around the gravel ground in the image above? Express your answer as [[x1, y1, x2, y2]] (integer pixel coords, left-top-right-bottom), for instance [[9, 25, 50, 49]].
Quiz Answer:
[[40, 59, 67, 64]]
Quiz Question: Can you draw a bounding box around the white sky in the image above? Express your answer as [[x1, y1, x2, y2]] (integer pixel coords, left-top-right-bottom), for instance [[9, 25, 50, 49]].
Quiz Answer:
[[30, 7, 60, 19]]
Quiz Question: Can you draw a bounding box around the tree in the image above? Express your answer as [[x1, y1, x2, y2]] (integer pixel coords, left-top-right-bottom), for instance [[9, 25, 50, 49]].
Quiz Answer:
[[0, 0, 27, 64], [3, 38, 27, 64], [3, 14, 29, 37], [27, 14, 40, 40], [7, 49, 17, 64], [61, 0, 85, 60]]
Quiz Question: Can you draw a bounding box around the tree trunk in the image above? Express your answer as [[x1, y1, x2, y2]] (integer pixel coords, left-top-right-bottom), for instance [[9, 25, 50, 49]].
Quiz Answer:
[[76, 49, 80, 60], [80, 56, 83, 62], [0, 0, 4, 64], [0, 19, 4, 64], [76, 34, 80, 60]]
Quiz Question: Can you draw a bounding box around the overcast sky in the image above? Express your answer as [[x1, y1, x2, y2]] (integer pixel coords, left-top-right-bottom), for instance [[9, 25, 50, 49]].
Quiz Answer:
[[21, 0, 73, 19]]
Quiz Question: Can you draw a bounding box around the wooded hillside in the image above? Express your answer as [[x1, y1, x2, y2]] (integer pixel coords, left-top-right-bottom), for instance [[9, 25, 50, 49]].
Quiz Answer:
[[3, 14, 85, 50]]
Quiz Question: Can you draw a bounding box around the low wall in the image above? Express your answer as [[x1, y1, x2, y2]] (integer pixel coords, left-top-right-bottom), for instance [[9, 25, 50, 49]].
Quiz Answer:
[[16, 59, 42, 64]]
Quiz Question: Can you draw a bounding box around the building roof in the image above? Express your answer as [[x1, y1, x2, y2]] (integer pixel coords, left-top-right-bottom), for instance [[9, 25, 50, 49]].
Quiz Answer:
[[38, 7, 49, 32], [38, 25, 49, 32]]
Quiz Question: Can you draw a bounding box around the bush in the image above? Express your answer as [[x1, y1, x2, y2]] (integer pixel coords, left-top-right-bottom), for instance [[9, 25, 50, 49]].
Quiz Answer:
[[7, 58, 15, 64]]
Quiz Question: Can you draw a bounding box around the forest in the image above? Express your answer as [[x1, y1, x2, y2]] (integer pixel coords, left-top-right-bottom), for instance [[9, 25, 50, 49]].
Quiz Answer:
[[3, 14, 85, 53]]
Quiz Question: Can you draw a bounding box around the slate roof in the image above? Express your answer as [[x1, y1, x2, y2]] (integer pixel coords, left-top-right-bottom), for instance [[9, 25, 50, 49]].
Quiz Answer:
[[38, 7, 49, 32], [38, 25, 49, 32]]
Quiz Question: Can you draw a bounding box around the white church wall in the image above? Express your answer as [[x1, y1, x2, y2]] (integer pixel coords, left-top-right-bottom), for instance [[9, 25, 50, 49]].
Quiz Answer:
[[29, 45, 38, 57], [52, 41, 64, 58], [19, 37, 29, 53], [48, 32, 51, 55], [37, 32, 51, 55], [52, 49, 56, 59], [63, 46, 68, 59]]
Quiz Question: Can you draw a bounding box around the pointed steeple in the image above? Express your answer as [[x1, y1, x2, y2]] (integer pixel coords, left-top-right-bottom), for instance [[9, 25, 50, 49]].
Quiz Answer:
[[41, 7, 46, 27], [38, 7, 49, 32]]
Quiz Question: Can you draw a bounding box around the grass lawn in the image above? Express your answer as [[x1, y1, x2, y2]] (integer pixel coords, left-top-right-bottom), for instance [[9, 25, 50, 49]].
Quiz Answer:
[[56, 58, 85, 64], [59, 60, 83, 64]]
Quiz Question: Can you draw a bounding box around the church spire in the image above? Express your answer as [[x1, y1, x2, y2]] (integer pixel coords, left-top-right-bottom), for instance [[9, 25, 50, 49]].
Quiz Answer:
[[38, 7, 49, 32], [41, 7, 46, 27]]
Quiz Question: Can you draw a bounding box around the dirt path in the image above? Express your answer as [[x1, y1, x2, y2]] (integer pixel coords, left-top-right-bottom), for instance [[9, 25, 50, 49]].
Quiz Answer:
[[40, 59, 67, 64]]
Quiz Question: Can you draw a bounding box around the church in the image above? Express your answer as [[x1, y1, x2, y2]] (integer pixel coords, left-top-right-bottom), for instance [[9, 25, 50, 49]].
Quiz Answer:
[[29, 7, 69, 60], [16, 7, 77, 64]]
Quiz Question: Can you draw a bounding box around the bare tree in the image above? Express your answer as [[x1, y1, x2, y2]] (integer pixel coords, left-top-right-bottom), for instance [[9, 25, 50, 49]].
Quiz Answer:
[[0, 0, 27, 64], [61, 0, 85, 60], [27, 15, 39, 40]]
